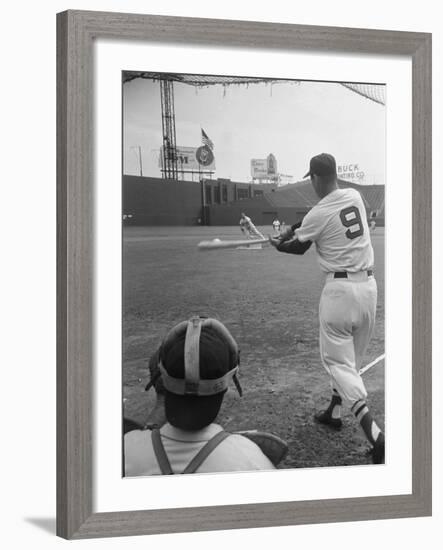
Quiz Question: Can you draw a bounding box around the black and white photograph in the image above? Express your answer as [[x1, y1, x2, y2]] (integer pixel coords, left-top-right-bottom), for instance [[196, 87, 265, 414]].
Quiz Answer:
[[122, 71, 386, 476], [1, 0, 438, 544]]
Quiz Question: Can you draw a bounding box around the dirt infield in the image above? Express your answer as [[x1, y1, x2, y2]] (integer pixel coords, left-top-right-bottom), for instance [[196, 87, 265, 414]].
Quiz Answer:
[[123, 225, 385, 468]]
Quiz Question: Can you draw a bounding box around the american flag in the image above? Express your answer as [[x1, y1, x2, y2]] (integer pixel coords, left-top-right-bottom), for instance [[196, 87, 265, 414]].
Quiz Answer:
[[201, 128, 214, 150]]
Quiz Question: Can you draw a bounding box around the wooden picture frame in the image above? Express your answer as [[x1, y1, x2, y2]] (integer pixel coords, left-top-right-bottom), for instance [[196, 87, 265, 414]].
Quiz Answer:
[[57, 10, 432, 539]]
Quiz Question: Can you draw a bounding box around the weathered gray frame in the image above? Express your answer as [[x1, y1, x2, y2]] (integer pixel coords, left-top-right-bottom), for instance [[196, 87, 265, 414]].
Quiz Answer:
[[57, 10, 432, 539]]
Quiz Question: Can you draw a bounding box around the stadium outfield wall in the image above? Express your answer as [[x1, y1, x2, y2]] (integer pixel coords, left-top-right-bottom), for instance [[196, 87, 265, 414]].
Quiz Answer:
[[123, 175, 384, 226], [123, 175, 277, 225], [206, 201, 309, 226], [123, 175, 202, 225]]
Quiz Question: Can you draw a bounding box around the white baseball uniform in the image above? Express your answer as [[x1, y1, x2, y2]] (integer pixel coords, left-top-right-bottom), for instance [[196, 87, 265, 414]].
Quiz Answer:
[[124, 423, 275, 476], [240, 215, 264, 239], [295, 188, 377, 406]]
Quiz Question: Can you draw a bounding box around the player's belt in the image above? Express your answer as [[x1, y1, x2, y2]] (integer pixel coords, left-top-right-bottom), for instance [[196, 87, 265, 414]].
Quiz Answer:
[[333, 270, 373, 279]]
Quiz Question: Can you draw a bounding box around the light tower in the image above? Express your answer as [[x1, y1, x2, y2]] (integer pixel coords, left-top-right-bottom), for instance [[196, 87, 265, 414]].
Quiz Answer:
[[160, 79, 178, 180]]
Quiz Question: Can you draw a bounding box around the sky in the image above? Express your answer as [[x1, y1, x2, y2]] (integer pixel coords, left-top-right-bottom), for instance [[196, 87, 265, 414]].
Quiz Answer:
[[123, 75, 386, 185]]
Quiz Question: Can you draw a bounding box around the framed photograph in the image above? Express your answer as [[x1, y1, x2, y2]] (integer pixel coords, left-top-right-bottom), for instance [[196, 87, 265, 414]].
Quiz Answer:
[[57, 10, 431, 539]]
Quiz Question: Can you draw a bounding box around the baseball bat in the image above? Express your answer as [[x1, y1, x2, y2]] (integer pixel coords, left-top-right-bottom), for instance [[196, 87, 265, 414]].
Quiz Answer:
[[359, 353, 385, 375], [198, 237, 268, 250]]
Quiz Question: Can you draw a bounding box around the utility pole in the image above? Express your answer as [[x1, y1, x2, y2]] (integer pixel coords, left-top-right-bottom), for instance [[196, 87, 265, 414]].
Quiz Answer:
[[130, 145, 143, 177], [137, 145, 143, 176]]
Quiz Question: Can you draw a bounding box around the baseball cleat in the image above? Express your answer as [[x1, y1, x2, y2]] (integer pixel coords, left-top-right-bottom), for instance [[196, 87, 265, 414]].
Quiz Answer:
[[370, 433, 385, 464], [314, 410, 343, 430]]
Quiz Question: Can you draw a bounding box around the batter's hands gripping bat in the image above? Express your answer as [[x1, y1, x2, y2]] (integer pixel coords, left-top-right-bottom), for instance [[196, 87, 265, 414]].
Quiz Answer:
[[198, 237, 268, 250], [279, 226, 296, 242], [268, 227, 295, 248]]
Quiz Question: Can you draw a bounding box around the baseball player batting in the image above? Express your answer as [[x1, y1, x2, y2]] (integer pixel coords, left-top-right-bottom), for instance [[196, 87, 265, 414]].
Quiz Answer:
[[239, 212, 265, 240], [269, 153, 384, 464]]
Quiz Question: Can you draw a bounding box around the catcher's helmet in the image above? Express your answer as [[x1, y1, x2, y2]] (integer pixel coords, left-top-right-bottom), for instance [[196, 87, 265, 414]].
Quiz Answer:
[[155, 316, 242, 397]]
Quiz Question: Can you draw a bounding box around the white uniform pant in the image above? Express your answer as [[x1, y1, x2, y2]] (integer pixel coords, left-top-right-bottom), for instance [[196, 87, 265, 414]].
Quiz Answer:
[[247, 227, 264, 239], [319, 274, 377, 407]]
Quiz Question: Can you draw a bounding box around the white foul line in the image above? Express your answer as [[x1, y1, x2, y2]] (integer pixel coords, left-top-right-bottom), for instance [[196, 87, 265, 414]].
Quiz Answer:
[[359, 353, 386, 375]]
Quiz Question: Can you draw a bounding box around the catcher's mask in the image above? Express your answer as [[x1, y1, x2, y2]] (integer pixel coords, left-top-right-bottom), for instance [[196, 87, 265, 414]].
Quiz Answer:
[[146, 316, 242, 397]]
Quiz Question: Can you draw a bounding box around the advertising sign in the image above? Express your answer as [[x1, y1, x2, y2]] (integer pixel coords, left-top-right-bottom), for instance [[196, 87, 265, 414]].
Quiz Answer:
[[337, 163, 365, 182], [251, 154, 278, 179], [196, 145, 214, 167], [159, 145, 215, 171], [250, 158, 268, 178], [267, 153, 277, 175]]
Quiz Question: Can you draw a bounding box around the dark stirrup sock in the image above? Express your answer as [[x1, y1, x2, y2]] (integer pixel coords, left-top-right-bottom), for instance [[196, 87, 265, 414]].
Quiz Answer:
[[351, 399, 382, 445]]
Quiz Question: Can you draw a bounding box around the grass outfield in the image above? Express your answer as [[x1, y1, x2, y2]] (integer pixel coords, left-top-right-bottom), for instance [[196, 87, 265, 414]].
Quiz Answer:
[[123, 225, 385, 468]]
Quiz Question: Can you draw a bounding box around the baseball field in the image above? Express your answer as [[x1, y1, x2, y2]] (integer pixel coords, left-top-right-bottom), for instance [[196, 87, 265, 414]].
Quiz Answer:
[[123, 225, 385, 468]]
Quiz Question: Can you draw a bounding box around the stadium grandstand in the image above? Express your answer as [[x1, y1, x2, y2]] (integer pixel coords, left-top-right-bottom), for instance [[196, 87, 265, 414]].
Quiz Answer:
[[206, 178, 384, 226]]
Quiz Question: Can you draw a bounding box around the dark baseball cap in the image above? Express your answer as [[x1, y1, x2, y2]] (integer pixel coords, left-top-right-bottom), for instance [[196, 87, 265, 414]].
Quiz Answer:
[[303, 153, 337, 178]]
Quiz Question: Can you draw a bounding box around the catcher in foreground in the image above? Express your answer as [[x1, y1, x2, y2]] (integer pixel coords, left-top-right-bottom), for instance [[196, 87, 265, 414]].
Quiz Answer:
[[124, 316, 287, 475]]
